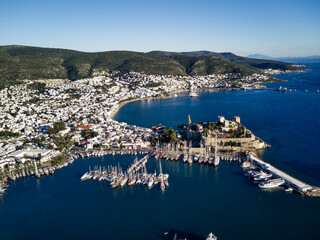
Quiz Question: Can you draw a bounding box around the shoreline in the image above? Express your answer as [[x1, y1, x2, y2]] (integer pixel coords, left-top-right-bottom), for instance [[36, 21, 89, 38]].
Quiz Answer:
[[110, 83, 278, 120], [110, 89, 189, 120]]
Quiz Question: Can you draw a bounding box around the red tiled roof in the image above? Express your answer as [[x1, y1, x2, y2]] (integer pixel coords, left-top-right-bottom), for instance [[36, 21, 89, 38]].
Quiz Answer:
[[77, 126, 92, 129]]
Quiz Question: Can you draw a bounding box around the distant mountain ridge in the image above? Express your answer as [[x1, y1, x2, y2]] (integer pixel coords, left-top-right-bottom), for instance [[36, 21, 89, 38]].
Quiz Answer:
[[246, 54, 274, 60], [247, 53, 320, 63], [0, 45, 299, 89], [149, 50, 297, 72]]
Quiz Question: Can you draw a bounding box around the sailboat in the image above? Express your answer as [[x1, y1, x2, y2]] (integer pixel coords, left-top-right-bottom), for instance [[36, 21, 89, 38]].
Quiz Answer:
[[159, 160, 165, 192], [183, 143, 188, 163], [188, 140, 193, 164], [34, 160, 40, 179], [214, 136, 220, 167]]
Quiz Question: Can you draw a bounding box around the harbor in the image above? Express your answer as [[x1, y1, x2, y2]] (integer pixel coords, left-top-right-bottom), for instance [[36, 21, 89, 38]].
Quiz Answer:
[[1, 63, 320, 239], [2, 144, 319, 197]]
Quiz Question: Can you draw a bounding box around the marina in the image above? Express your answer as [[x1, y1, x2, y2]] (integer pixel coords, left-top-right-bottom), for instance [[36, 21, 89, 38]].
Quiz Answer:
[[80, 155, 169, 191]]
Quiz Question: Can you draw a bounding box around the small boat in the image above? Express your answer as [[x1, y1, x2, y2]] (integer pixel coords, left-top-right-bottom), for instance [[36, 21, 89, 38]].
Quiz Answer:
[[183, 154, 188, 163], [8, 175, 16, 181], [128, 179, 136, 186], [206, 232, 217, 240], [81, 172, 89, 181], [188, 91, 199, 97], [241, 161, 251, 168], [120, 177, 128, 187], [35, 171, 41, 179], [213, 156, 220, 167], [48, 168, 54, 175], [253, 172, 273, 181], [147, 178, 154, 188], [285, 187, 293, 192], [111, 181, 120, 189], [43, 168, 49, 176]]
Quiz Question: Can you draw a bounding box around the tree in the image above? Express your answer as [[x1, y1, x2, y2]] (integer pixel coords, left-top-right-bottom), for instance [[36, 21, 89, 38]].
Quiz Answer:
[[160, 128, 179, 143], [49, 121, 66, 135], [54, 136, 74, 151], [38, 154, 42, 161], [81, 129, 99, 139], [209, 122, 217, 131], [203, 129, 209, 137], [150, 135, 157, 145]]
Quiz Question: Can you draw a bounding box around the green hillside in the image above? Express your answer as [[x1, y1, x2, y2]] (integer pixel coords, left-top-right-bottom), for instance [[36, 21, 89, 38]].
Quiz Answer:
[[149, 50, 299, 72], [0, 45, 297, 89]]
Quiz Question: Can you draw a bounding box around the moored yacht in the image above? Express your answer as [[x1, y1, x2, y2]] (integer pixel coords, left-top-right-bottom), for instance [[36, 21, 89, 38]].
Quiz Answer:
[[183, 154, 188, 163], [128, 178, 136, 186], [193, 154, 199, 162], [259, 178, 285, 189], [206, 232, 217, 240], [253, 172, 273, 181], [120, 177, 128, 187], [213, 156, 220, 167], [147, 178, 154, 188], [81, 172, 89, 181], [188, 91, 199, 97], [241, 161, 251, 168]]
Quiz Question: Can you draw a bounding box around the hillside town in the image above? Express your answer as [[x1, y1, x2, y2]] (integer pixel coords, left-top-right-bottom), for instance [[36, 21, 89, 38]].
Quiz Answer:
[[0, 71, 271, 177]]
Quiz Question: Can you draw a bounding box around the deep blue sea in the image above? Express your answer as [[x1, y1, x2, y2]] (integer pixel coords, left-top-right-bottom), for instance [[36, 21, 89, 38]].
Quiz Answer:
[[1, 63, 320, 240]]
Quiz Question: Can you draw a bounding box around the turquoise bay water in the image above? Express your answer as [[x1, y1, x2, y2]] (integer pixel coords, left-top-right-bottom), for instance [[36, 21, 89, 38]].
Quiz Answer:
[[1, 63, 320, 240]]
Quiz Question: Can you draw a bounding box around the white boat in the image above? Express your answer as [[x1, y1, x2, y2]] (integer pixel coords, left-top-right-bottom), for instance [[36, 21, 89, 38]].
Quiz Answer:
[[183, 154, 188, 163], [259, 178, 285, 189], [285, 187, 293, 192], [120, 177, 128, 187], [43, 168, 49, 176], [206, 232, 217, 240], [253, 172, 273, 181], [159, 160, 166, 192], [241, 161, 251, 168], [213, 156, 220, 167], [188, 91, 199, 97], [147, 178, 154, 188], [128, 178, 136, 186], [81, 172, 89, 181]]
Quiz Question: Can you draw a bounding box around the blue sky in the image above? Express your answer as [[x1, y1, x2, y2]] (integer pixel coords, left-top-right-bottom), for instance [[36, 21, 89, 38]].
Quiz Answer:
[[0, 0, 319, 57]]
